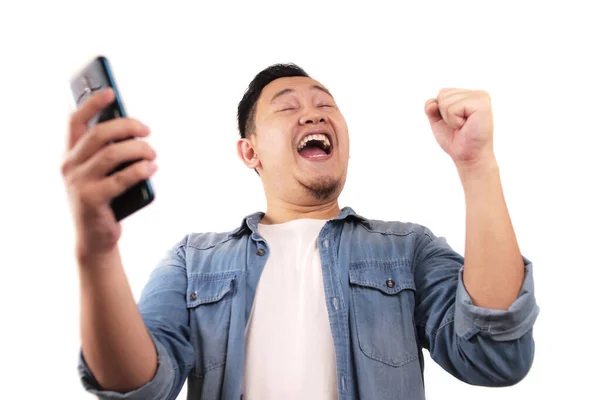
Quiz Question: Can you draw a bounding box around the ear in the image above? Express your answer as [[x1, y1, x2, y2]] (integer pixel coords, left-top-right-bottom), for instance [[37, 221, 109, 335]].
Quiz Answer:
[[237, 137, 261, 170]]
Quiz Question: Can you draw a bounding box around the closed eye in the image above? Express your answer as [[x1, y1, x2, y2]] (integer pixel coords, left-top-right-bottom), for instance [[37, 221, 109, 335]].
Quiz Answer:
[[318, 104, 334, 108]]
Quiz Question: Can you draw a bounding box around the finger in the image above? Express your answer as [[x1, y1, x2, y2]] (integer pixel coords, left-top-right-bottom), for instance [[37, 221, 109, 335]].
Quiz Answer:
[[446, 94, 490, 129], [424, 99, 443, 125], [69, 118, 150, 168], [96, 160, 158, 201], [437, 92, 470, 129], [438, 88, 468, 98], [67, 88, 115, 150], [445, 100, 469, 129], [79, 140, 157, 179], [436, 89, 468, 122]]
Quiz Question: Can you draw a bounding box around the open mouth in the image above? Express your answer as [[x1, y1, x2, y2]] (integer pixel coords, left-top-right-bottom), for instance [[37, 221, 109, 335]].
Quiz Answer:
[[297, 133, 333, 159]]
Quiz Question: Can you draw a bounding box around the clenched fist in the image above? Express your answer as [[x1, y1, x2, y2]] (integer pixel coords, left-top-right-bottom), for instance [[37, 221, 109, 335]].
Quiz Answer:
[[425, 89, 495, 168]]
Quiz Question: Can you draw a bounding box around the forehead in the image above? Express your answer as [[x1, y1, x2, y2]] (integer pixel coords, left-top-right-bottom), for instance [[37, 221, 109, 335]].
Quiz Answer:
[[259, 76, 329, 102]]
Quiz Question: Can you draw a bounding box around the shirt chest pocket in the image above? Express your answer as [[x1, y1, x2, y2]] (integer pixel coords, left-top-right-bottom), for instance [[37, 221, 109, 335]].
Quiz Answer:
[[186, 272, 237, 375], [349, 261, 419, 367]]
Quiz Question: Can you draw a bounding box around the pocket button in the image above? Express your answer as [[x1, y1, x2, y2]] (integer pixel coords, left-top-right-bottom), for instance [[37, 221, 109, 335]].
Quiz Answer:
[[386, 279, 395, 288]]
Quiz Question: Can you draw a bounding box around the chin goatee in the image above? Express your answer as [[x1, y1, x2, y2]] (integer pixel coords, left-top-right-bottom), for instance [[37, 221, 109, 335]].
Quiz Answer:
[[300, 178, 340, 201]]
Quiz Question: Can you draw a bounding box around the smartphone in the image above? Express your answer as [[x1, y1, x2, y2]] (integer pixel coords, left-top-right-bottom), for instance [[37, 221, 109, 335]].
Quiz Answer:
[[70, 55, 155, 221]]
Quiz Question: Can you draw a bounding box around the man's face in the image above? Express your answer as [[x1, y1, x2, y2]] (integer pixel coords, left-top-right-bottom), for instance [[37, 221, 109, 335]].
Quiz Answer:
[[240, 76, 350, 202]]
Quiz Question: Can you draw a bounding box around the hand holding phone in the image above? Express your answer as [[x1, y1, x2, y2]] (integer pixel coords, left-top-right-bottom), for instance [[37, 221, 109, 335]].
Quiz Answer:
[[62, 56, 157, 258], [69, 56, 155, 221]]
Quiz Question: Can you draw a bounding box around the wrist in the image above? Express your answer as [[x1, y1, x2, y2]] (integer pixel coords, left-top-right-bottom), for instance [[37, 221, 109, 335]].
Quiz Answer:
[[456, 154, 499, 187], [76, 243, 121, 270]]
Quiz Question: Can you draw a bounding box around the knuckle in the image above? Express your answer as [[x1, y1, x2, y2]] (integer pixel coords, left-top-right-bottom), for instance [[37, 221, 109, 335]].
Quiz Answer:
[[132, 119, 146, 134], [128, 140, 148, 158], [60, 157, 72, 176], [101, 144, 119, 165], [113, 170, 129, 190], [113, 161, 145, 189], [124, 118, 138, 131], [136, 161, 149, 177], [111, 119, 134, 137], [78, 185, 96, 205], [87, 124, 100, 142], [133, 119, 144, 129], [64, 166, 85, 190], [140, 141, 155, 157], [121, 119, 146, 136]]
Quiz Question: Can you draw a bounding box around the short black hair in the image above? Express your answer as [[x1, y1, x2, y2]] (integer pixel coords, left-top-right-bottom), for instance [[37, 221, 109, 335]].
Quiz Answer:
[[237, 63, 310, 139]]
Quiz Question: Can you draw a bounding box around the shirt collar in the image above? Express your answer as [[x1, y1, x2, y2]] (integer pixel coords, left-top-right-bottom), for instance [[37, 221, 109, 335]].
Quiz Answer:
[[228, 206, 371, 238]]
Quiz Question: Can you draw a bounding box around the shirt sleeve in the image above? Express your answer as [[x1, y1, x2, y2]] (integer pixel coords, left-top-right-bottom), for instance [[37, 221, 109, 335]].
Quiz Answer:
[[454, 256, 539, 342], [412, 227, 540, 387], [78, 336, 176, 400], [77, 237, 196, 399]]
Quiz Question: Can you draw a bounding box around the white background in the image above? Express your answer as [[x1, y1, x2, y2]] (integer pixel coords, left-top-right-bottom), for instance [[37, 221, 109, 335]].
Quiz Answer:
[[1, 1, 599, 398]]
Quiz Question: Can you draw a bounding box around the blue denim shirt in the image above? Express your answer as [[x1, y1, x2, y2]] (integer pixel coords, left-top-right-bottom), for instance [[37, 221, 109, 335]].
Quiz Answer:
[[79, 207, 539, 399]]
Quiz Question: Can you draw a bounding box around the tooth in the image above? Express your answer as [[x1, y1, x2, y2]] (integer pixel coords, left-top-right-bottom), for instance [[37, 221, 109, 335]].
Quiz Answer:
[[297, 133, 332, 151]]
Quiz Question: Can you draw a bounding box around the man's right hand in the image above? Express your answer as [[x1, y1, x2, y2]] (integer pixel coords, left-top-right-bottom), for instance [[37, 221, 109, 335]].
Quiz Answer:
[[61, 88, 158, 262]]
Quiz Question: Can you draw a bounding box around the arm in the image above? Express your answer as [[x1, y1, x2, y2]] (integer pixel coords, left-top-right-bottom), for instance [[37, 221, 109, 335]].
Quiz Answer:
[[413, 227, 539, 386], [424, 89, 526, 309], [61, 88, 192, 399], [78, 239, 196, 400], [417, 89, 539, 385], [459, 156, 525, 310], [78, 248, 157, 392]]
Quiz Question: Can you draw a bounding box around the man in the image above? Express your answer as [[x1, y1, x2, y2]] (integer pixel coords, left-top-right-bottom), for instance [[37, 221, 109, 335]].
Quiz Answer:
[[62, 64, 539, 400]]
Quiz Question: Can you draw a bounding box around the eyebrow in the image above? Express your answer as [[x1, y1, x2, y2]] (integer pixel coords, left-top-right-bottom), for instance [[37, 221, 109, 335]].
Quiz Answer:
[[270, 85, 333, 103]]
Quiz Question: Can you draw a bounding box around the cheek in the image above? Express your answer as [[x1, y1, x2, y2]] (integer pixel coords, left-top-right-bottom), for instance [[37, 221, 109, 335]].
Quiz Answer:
[[331, 117, 349, 149], [258, 133, 294, 162]]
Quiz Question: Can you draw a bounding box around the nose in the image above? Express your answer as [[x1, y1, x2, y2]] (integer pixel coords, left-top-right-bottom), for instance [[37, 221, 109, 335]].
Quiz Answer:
[[299, 110, 327, 125]]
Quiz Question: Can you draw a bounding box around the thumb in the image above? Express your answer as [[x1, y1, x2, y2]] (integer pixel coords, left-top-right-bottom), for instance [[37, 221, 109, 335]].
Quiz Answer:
[[424, 98, 443, 126]]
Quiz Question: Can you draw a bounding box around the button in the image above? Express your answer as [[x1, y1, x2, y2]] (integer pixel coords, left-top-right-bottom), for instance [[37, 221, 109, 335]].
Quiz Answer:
[[386, 279, 395, 288], [190, 291, 197, 301], [333, 297, 339, 310], [323, 240, 329, 248], [256, 248, 265, 256]]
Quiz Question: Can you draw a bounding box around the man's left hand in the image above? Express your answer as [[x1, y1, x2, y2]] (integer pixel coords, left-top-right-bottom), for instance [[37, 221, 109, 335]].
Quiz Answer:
[[424, 89, 495, 169]]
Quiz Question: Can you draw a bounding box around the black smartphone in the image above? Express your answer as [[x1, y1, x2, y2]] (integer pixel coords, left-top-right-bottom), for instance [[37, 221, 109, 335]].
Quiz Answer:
[[70, 55, 155, 221]]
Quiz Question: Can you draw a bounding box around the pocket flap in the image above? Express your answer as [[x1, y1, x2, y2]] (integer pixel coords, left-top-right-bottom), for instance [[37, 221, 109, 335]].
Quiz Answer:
[[186, 272, 237, 308], [349, 261, 415, 295]]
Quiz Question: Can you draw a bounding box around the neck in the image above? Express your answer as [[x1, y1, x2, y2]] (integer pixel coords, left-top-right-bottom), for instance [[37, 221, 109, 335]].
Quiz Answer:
[[261, 197, 341, 225]]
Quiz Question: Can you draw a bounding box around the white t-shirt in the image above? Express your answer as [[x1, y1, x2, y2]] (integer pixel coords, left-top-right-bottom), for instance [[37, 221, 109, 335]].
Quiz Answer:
[[243, 218, 338, 399]]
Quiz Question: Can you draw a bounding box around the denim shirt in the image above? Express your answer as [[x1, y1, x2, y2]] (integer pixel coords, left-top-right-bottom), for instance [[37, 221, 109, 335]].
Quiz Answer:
[[79, 207, 539, 400]]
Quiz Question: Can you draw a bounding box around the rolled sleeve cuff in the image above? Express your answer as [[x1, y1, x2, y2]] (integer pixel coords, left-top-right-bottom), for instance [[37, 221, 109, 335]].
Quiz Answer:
[[454, 256, 540, 341], [77, 337, 175, 400]]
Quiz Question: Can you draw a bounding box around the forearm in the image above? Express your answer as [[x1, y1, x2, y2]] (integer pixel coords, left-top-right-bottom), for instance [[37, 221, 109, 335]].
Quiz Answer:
[[458, 156, 525, 310], [78, 247, 157, 392]]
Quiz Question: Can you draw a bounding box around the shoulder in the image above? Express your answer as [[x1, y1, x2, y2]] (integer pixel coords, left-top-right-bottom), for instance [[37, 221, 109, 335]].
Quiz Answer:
[[167, 212, 261, 256], [356, 216, 432, 239], [169, 230, 246, 257]]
